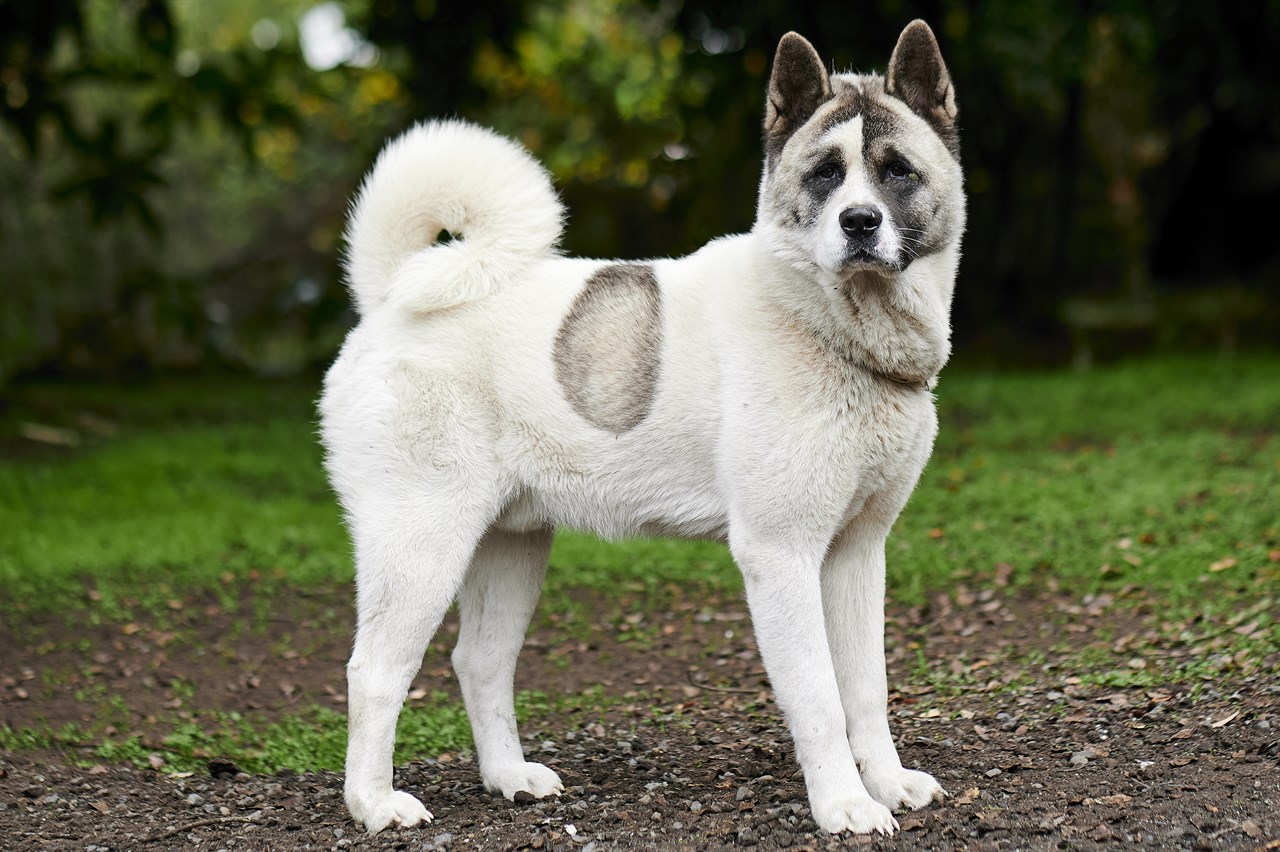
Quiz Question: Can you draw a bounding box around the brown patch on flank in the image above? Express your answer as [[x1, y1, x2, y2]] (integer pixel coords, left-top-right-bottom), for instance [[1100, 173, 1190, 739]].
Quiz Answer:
[[553, 264, 662, 435]]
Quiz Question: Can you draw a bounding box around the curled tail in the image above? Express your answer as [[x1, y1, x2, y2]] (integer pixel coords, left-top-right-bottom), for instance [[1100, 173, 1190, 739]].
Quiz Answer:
[[343, 120, 565, 315]]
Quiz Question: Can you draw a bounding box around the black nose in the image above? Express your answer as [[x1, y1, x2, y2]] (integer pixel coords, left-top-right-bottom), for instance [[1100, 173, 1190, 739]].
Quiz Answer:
[[839, 206, 882, 236]]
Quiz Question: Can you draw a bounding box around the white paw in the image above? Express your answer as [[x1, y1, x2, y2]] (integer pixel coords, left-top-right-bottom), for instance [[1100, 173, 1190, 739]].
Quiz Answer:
[[811, 794, 898, 835], [484, 761, 564, 800], [347, 789, 433, 834], [862, 767, 946, 812]]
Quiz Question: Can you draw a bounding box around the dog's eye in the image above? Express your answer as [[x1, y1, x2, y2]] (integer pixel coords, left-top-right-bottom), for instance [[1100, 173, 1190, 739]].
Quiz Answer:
[[886, 162, 920, 183], [814, 163, 841, 181]]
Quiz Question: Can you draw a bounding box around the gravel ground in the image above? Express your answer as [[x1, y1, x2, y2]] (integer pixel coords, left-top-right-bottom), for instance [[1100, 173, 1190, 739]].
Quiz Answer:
[[3, 686, 1278, 851], [3, 584, 1278, 850]]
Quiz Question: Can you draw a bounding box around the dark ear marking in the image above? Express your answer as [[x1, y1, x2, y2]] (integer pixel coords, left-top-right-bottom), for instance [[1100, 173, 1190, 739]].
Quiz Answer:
[[764, 32, 832, 165], [885, 20, 960, 158]]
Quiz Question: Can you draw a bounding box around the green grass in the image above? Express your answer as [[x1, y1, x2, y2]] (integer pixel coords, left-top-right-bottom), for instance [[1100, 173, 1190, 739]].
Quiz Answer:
[[1, 355, 1276, 613], [0, 689, 600, 774], [892, 355, 1278, 607], [1, 355, 1276, 773]]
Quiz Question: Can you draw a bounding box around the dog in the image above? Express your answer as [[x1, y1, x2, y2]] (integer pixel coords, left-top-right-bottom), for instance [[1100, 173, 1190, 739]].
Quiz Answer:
[[320, 19, 964, 836]]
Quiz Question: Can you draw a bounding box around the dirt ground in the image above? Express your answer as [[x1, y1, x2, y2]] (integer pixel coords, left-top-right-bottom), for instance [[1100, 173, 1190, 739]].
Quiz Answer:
[[2, 581, 1278, 850]]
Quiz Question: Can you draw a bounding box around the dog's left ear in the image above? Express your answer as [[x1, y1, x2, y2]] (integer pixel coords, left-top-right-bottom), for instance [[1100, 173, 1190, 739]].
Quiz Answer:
[[764, 32, 832, 165], [886, 20, 959, 157]]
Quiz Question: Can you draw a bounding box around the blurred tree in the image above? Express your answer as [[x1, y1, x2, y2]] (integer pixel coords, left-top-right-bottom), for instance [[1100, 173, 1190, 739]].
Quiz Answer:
[[0, 0, 400, 382], [0, 0, 304, 230], [2, 0, 1276, 384]]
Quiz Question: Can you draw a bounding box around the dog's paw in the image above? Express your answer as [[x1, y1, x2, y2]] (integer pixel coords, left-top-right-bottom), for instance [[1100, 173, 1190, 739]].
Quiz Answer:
[[811, 794, 898, 835], [862, 767, 946, 812], [347, 789, 432, 834], [484, 762, 564, 801]]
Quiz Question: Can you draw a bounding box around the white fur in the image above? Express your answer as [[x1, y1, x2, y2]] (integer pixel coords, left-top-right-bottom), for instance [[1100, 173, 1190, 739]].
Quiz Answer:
[[343, 120, 565, 315], [322, 108, 958, 836]]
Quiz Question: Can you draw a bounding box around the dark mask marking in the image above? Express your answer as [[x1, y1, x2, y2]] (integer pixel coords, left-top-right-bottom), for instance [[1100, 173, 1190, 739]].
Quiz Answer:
[[833, 84, 958, 262], [554, 264, 662, 435]]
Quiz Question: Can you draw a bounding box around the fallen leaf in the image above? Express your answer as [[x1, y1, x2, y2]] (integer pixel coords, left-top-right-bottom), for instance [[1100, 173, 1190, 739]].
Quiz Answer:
[[1098, 794, 1132, 805], [954, 787, 980, 806], [1241, 820, 1262, 839], [1209, 710, 1240, 728], [994, 562, 1014, 586], [19, 422, 81, 446], [1209, 557, 1238, 572], [90, 801, 110, 814]]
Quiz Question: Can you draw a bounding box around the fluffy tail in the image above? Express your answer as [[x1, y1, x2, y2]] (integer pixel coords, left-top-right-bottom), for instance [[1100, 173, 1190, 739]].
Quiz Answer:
[[343, 120, 565, 315]]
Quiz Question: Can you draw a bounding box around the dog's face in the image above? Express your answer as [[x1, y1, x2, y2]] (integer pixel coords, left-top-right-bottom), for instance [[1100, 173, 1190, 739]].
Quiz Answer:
[[756, 22, 964, 282]]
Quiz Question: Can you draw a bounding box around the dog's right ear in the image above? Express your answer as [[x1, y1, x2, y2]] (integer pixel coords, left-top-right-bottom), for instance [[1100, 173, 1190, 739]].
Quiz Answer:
[[764, 32, 831, 165]]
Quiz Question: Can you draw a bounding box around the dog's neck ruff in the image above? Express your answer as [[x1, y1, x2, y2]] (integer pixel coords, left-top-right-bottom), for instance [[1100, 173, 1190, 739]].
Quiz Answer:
[[797, 318, 937, 391]]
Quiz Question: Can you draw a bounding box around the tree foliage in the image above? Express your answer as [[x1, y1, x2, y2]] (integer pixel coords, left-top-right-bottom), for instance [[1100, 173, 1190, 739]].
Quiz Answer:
[[1, 0, 1276, 383]]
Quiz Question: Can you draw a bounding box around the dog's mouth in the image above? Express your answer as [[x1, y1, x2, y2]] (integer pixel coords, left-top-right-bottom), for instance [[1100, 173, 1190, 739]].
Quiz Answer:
[[840, 248, 903, 274]]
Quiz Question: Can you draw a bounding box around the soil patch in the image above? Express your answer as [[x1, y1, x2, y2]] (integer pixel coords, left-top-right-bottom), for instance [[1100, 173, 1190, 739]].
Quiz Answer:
[[2, 583, 1278, 849]]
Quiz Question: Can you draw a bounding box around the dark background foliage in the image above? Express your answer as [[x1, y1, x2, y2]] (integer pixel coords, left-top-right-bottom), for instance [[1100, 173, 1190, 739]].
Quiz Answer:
[[1, 0, 1277, 385]]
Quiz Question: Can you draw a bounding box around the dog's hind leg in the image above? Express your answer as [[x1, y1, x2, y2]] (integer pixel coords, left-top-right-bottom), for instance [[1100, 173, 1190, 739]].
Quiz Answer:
[[822, 519, 944, 812], [452, 527, 562, 800], [343, 499, 495, 834]]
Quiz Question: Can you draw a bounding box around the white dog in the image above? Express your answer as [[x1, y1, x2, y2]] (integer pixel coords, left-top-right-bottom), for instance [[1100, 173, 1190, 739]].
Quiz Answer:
[[321, 20, 964, 836]]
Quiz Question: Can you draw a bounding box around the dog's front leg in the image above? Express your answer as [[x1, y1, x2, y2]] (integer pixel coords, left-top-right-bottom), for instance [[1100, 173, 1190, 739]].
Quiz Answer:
[[822, 521, 945, 811], [732, 533, 899, 836]]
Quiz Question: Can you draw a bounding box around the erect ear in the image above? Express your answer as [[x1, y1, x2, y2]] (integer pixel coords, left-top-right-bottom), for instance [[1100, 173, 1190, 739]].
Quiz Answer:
[[764, 32, 832, 164], [885, 20, 960, 157]]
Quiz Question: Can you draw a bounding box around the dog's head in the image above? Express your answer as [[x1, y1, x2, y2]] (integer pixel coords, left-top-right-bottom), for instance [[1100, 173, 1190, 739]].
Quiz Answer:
[[756, 21, 965, 282]]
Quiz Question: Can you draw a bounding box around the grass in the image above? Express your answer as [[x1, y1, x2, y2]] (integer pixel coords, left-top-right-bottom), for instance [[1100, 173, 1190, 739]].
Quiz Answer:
[[2, 355, 1275, 613], [0, 688, 613, 774], [892, 355, 1279, 607], [1, 354, 1276, 771]]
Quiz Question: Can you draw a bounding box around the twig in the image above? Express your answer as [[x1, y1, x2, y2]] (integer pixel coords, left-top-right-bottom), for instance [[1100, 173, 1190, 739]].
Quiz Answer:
[[148, 814, 258, 841], [686, 671, 761, 695]]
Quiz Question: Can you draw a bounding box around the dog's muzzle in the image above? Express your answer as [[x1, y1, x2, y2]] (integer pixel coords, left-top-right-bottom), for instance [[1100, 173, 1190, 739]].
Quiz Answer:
[[839, 207, 899, 272]]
